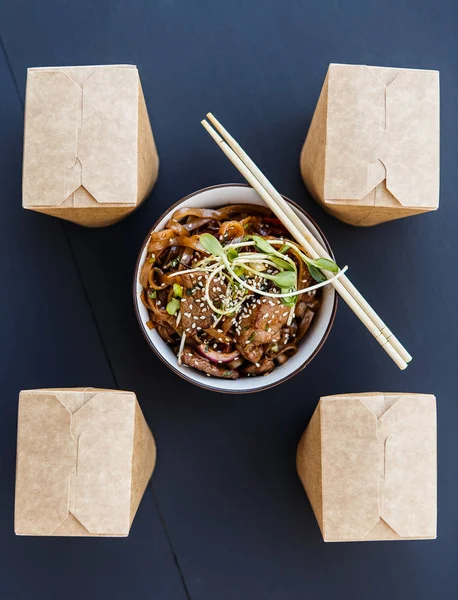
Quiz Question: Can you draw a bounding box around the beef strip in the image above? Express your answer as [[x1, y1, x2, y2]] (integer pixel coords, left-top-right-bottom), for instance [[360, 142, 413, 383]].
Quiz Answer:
[[236, 343, 264, 364], [235, 296, 290, 362], [243, 358, 275, 376], [179, 271, 226, 334], [181, 346, 239, 379]]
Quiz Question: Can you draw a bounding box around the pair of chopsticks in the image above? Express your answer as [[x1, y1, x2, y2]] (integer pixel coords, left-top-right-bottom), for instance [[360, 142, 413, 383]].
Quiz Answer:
[[201, 113, 412, 370]]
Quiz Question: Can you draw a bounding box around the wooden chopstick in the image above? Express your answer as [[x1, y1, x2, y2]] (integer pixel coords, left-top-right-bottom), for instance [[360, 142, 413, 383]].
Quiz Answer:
[[201, 115, 410, 370], [205, 113, 412, 365]]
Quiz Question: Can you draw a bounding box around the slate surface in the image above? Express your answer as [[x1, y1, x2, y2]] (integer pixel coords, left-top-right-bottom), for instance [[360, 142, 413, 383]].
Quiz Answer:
[[0, 1, 457, 599]]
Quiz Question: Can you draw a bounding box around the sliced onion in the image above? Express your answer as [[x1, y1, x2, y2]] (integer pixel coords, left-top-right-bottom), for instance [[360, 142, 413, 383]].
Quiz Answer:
[[197, 344, 240, 364]]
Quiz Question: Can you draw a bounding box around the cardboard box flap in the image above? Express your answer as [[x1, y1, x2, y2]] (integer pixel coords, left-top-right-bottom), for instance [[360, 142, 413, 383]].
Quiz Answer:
[[373, 395, 436, 538], [23, 65, 139, 208], [321, 398, 382, 541], [69, 392, 135, 535], [15, 390, 136, 536], [15, 393, 77, 535], [324, 64, 439, 209], [321, 394, 436, 541]]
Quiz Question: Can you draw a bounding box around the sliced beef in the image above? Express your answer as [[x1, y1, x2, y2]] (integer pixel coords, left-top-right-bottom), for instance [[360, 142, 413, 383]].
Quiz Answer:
[[237, 343, 264, 364], [227, 357, 244, 370], [235, 296, 290, 362], [179, 271, 226, 334], [181, 346, 239, 379], [243, 358, 275, 376]]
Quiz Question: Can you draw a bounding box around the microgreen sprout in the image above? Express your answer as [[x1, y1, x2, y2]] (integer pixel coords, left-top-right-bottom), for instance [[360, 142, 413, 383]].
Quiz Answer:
[[173, 233, 346, 305]]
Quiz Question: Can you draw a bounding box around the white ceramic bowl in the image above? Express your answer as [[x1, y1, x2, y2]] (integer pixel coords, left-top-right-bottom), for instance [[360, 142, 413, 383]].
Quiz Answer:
[[134, 184, 337, 393]]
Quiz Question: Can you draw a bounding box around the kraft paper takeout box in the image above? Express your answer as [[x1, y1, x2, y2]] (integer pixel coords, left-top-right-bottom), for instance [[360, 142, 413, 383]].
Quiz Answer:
[[22, 65, 159, 227], [300, 64, 440, 226], [15, 388, 156, 537], [296, 393, 437, 542]]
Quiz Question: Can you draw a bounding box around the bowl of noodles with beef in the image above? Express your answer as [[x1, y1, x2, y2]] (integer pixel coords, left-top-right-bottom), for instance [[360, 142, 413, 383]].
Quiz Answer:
[[134, 184, 338, 393]]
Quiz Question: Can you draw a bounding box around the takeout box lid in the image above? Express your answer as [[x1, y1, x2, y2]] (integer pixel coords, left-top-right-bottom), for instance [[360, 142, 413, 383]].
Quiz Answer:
[[23, 65, 142, 208], [317, 393, 437, 541], [323, 64, 440, 209], [15, 388, 156, 536]]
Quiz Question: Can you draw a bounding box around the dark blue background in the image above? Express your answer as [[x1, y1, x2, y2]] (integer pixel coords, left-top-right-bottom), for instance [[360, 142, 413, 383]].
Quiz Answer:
[[0, 1, 456, 598]]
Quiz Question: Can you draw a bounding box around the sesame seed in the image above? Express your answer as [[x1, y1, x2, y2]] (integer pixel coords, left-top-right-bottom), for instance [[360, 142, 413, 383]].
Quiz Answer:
[[192, 323, 196, 329]]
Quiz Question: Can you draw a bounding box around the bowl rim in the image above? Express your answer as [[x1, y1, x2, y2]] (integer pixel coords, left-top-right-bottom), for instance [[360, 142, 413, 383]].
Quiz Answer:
[[133, 183, 338, 394]]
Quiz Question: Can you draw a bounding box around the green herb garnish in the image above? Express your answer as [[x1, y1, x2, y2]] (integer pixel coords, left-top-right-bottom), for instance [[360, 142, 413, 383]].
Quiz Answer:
[[312, 257, 339, 273], [166, 298, 181, 315], [281, 288, 296, 307], [270, 270, 296, 289], [307, 264, 327, 283], [147, 290, 157, 299], [200, 233, 225, 257], [271, 256, 294, 271], [227, 248, 239, 261], [248, 332, 256, 343], [173, 283, 183, 298], [252, 235, 276, 255]]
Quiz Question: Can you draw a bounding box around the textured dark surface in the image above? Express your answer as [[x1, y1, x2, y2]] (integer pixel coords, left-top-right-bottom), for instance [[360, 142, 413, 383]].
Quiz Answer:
[[0, 1, 456, 599]]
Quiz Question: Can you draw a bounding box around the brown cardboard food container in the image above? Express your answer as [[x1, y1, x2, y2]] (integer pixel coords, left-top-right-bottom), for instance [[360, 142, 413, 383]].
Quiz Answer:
[[296, 393, 437, 542], [15, 388, 156, 537], [300, 64, 440, 226], [22, 65, 159, 227]]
